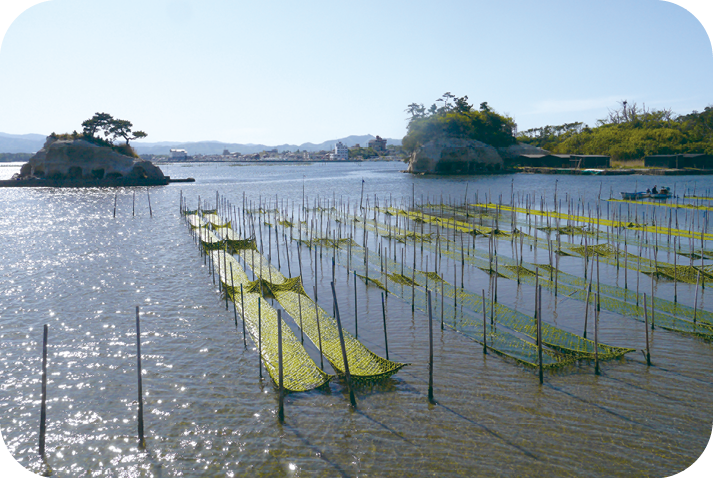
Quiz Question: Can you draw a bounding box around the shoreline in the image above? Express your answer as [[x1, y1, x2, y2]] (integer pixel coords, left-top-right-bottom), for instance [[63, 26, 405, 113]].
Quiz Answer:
[[0, 176, 194, 188]]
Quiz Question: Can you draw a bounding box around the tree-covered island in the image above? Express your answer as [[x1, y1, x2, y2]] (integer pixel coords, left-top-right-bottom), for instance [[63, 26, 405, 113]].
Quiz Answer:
[[402, 94, 713, 173], [6, 113, 167, 186]]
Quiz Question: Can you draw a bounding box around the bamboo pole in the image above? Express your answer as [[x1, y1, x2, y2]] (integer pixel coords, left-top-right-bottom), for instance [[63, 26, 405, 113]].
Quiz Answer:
[[313, 285, 324, 370], [331, 281, 356, 408], [694, 270, 701, 324], [135, 306, 146, 448], [147, 188, 152, 218], [643, 293, 651, 365], [277, 309, 284, 422], [427, 289, 435, 403], [258, 298, 263, 379], [482, 290, 487, 354], [230, 264, 237, 327], [39, 324, 49, 458], [240, 284, 247, 347], [538, 285, 543, 384], [354, 270, 358, 337], [381, 292, 389, 360]]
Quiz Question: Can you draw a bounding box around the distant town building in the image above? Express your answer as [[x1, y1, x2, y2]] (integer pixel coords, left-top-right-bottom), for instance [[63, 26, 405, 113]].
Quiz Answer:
[[332, 141, 348, 161], [170, 149, 188, 160], [368, 135, 387, 152], [222, 149, 230, 156], [351, 144, 361, 149]]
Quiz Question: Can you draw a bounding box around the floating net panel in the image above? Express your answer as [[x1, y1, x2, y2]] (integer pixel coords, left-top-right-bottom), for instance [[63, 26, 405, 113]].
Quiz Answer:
[[333, 207, 713, 340], [347, 243, 633, 361], [607, 198, 713, 211], [186, 214, 206, 229], [211, 251, 331, 392], [202, 213, 231, 229], [385, 207, 512, 238], [333, 241, 575, 369], [235, 246, 407, 381], [474, 202, 713, 241]]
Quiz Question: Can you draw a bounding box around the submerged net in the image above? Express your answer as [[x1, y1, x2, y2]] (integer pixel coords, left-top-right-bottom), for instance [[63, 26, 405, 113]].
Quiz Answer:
[[211, 251, 331, 392]]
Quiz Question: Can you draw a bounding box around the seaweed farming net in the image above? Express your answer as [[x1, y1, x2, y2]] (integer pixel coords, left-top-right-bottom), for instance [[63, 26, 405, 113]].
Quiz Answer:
[[212, 251, 331, 392], [335, 208, 713, 340], [344, 241, 633, 361], [474, 202, 713, 241], [235, 246, 406, 380]]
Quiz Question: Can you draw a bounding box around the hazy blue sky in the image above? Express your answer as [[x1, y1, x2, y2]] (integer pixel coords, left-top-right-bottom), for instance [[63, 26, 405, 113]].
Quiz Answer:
[[0, 0, 711, 145]]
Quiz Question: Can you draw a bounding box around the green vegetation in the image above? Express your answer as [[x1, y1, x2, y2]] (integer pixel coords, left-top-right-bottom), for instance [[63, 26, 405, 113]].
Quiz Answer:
[[49, 112, 147, 158], [517, 102, 713, 160], [402, 92, 517, 155]]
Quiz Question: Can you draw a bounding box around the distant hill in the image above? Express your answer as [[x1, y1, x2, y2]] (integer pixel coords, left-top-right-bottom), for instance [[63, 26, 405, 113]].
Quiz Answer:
[[0, 132, 402, 155], [0, 132, 47, 153]]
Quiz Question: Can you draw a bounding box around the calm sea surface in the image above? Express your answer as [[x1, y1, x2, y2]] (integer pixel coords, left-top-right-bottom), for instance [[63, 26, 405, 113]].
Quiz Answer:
[[1, 161, 712, 477]]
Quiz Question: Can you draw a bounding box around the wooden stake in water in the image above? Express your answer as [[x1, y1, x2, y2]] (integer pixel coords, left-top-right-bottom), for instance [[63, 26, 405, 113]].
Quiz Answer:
[[481, 289, 487, 354], [147, 188, 152, 218], [297, 291, 304, 344], [594, 290, 600, 376], [39, 324, 49, 458], [135, 306, 146, 448], [240, 283, 247, 348], [277, 309, 284, 422], [133, 190, 136, 216], [381, 292, 389, 360], [643, 293, 651, 365], [313, 285, 324, 370], [537, 286, 543, 384], [427, 289, 435, 403], [694, 270, 701, 324], [230, 264, 238, 327], [258, 298, 263, 379], [113, 192, 117, 218], [353, 270, 358, 337], [331, 281, 356, 408]]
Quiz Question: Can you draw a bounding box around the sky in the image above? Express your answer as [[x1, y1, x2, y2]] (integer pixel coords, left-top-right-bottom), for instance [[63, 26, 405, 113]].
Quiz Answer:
[[0, 0, 711, 146]]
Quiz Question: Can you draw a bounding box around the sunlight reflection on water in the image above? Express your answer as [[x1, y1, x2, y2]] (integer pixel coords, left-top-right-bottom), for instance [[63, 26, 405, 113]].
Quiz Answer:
[[0, 162, 712, 477]]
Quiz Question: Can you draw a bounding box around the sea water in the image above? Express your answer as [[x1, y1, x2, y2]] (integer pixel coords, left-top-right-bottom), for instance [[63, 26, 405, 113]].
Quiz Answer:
[[1, 161, 712, 477]]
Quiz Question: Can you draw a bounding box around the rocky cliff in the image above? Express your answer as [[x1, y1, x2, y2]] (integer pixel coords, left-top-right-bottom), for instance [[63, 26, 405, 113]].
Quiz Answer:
[[17, 137, 165, 181], [406, 137, 548, 174], [407, 137, 504, 174]]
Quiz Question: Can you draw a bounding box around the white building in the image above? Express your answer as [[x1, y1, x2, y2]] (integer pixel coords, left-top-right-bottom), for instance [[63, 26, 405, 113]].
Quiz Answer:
[[332, 141, 348, 161], [170, 149, 188, 160]]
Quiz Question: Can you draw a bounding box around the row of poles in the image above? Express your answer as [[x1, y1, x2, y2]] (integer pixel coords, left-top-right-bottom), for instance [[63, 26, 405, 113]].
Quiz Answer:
[[37, 305, 147, 463], [112, 188, 153, 218]]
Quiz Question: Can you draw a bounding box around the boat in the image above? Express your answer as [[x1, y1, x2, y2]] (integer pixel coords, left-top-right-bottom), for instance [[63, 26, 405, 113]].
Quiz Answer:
[[620, 191, 649, 200], [649, 186, 671, 199]]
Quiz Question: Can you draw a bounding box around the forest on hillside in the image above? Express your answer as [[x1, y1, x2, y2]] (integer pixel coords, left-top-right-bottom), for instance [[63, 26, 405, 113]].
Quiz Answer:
[[517, 102, 713, 160]]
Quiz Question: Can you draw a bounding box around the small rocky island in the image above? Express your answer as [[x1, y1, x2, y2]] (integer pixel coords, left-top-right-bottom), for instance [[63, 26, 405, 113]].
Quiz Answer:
[[3, 113, 171, 187], [403, 94, 545, 174]]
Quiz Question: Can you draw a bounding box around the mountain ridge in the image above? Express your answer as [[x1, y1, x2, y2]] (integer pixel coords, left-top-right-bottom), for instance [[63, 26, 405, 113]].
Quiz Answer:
[[0, 132, 402, 155]]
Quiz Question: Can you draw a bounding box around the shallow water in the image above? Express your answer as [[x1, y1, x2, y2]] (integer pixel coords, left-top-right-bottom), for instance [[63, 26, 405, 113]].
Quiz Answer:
[[1, 161, 712, 477]]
